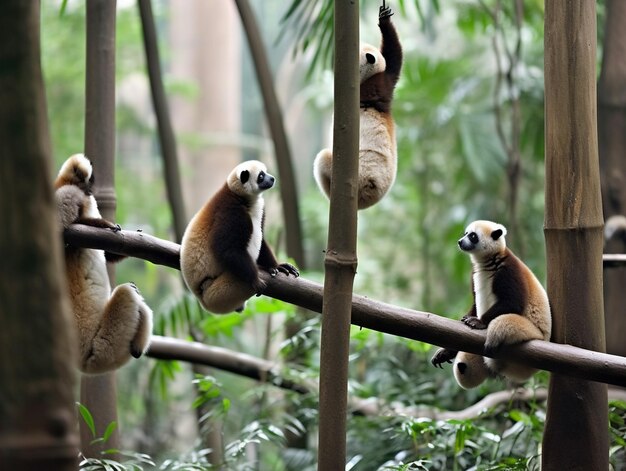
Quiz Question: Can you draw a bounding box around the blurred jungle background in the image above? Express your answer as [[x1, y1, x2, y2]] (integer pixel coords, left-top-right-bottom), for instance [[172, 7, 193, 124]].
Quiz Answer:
[[40, 0, 626, 470]]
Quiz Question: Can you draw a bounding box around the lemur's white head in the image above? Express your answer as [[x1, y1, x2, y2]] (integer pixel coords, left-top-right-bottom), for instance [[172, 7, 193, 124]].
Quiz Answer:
[[227, 160, 275, 198], [360, 43, 386, 83], [55, 153, 94, 193], [458, 220, 507, 259]]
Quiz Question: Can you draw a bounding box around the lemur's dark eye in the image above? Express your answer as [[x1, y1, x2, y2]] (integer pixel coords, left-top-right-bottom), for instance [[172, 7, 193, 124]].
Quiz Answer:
[[257, 171, 265, 184], [468, 232, 479, 244]]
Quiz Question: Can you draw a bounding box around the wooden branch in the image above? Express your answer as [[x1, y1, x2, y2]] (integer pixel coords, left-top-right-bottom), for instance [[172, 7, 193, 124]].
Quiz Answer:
[[63, 224, 626, 388], [148, 335, 626, 421], [359, 387, 626, 421], [63, 224, 181, 269], [147, 336, 309, 394]]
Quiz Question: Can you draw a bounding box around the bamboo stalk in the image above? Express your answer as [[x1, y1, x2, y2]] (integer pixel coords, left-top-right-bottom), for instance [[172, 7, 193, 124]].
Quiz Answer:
[[81, 0, 120, 458], [315, 1, 360, 468], [543, 2, 608, 469]]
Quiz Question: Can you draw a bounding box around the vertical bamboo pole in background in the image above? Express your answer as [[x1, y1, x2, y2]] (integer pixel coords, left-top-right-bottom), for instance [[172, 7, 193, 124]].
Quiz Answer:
[[316, 0, 360, 468], [542, 2, 608, 469], [598, 0, 626, 358], [80, 0, 120, 458]]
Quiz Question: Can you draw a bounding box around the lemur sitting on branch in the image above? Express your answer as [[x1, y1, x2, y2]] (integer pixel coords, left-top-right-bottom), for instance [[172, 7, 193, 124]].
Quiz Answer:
[[431, 220, 552, 389]]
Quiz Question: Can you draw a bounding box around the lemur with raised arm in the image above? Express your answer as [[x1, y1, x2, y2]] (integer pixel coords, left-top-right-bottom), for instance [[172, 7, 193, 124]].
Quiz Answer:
[[314, 0, 403, 210]]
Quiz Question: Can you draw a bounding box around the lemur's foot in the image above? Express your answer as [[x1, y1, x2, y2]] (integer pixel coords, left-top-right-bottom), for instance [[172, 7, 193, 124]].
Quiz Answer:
[[462, 316, 487, 330]]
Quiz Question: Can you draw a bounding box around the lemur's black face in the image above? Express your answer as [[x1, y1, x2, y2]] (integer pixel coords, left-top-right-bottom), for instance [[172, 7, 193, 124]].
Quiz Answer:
[[231, 161, 275, 197], [458, 231, 480, 252], [458, 221, 507, 256], [256, 170, 275, 190]]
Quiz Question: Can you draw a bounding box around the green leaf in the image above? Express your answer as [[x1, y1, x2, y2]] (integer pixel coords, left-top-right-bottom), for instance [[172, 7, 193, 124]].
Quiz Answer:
[[102, 421, 117, 443], [76, 402, 96, 438], [59, 0, 68, 17]]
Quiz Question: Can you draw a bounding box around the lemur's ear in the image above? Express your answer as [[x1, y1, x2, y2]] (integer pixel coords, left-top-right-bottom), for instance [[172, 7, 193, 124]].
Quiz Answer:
[[491, 229, 503, 240], [240, 170, 250, 184]]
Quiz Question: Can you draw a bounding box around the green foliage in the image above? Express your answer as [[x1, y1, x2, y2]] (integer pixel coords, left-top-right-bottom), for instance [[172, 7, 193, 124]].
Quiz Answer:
[[609, 401, 626, 469], [345, 403, 544, 471], [42, 1, 621, 469], [281, 0, 441, 75]]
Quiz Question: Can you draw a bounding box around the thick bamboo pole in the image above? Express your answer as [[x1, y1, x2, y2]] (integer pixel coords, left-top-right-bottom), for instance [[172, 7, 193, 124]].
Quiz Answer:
[[81, 0, 120, 458], [315, 1, 360, 468], [63, 224, 626, 388], [0, 2, 79, 469], [543, 2, 608, 469]]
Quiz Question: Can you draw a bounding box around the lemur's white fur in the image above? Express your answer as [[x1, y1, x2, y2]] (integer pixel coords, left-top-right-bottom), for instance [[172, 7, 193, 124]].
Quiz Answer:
[[180, 160, 298, 314], [360, 43, 386, 81], [441, 220, 551, 389], [247, 197, 264, 262], [605, 215, 626, 245], [55, 154, 153, 374]]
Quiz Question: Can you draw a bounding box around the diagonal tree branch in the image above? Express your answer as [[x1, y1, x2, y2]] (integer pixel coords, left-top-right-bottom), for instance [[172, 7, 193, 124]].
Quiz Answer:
[[147, 336, 626, 421], [62, 224, 626, 387], [138, 0, 187, 242], [233, 0, 304, 268], [147, 336, 310, 394]]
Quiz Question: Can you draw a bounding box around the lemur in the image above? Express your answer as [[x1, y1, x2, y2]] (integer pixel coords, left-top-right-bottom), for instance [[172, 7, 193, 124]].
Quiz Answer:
[[431, 220, 552, 389], [180, 160, 299, 314], [55, 154, 153, 374], [313, 0, 402, 210]]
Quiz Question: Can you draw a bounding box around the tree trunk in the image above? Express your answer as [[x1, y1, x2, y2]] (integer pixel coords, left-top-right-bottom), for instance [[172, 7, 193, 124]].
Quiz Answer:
[[598, 0, 626, 359], [316, 1, 360, 469], [80, 0, 120, 458], [169, 0, 241, 214], [542, 2, 608, 470], [138, 0, 187, 243], [234, 0, 305, 268], [0, 1, 79, 469]]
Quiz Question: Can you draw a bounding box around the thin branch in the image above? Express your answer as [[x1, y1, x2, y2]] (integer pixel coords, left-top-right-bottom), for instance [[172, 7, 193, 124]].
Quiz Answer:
[[361, 387, 626, 421], [147, 336, 310, 394], [148, 338, 626, 421], [63, 224, 626, 387]]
